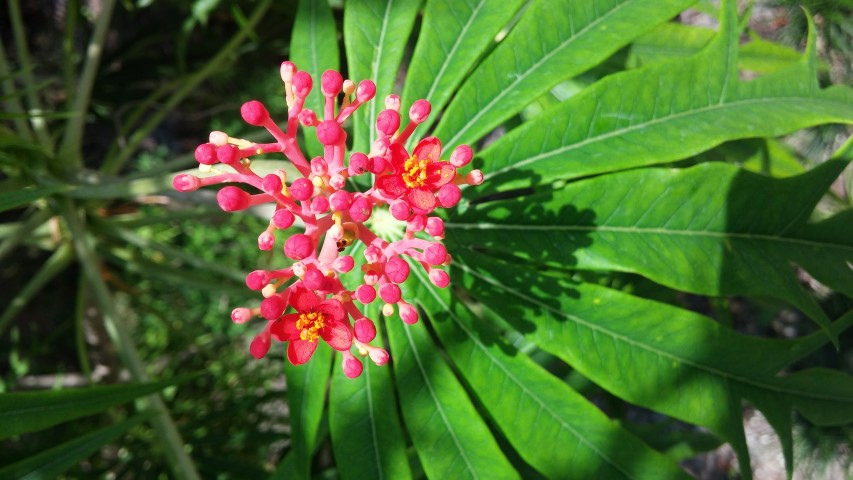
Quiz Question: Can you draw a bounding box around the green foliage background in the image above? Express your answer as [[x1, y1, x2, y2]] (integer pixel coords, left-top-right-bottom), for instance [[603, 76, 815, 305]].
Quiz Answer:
[[1, 0, 852, 479]]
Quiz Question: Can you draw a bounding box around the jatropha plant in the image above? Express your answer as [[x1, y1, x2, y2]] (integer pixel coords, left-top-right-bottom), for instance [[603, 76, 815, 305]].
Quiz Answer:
[[172, 61, 482, 378]]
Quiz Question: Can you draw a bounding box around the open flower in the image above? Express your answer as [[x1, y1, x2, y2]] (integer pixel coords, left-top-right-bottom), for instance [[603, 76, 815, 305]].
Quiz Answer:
[[376, 137, 457, 214], [271, 286, 352, 365]]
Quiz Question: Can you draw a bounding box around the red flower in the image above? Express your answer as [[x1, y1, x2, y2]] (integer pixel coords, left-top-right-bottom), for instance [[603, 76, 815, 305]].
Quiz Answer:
[[376, 137, 456, 214], [271, 286, 352, 365]]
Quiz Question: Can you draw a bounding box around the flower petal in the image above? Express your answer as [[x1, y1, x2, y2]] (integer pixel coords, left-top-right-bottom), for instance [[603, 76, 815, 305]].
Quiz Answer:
[[291, 286, 319, 313], [427, 162, 456, 188], [271, 313, 301, 341], [407, 187, 436, 214], [287, 339, 317, 365], [388, 143, 410, 171], [376, 174, 408, 198], [321, 321, 353, 351], [316, 299, 346, 323], [413, 137, 442, 163]]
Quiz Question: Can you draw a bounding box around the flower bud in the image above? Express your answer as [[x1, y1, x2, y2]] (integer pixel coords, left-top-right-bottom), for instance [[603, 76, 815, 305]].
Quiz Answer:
[[241, 100, 270, 126], [284, 234, 314, 260], [429, 269, 450, 288], [280, 61, 297, 83], [354, 318, 377, 343], [384, 204, 407, 222], [258, 231, 275, 251], [289, 177, 314, 201], [424, 243, 448, 265], [348, 152, 369, 176], [399, 302, 419, 324], [329, 190, 352, 211], [450, 145, 473, 167], [321, 70, 343, 96], [329, 174, 346, 190], [292, 71, 313, 98], [317, 120, 344, 145], [376, 109, 401, 136], [310, 157, 328, 176], [425, 217, 445, 237], [299, 109, 318, 126], [407, 214, 426, 232], [262, 173, 283, 194], [311, 195, 329, 213], [409, 99, 431, 124], [369, 348, 389, 366], [246, 270, 271, 290], [385, 94, 401, 111], [356, 80, 376, 102], [208, 131, 228, 146], [261, 295, 286, 320], [379, 283, 402, 304], [437, 183, 462, 208], [355, 284, 376, 304], [385, 257, 410, 283], [231, 307, 253, 324], [216, 144, 240, 165], [342, 353, 364, 379], [364, 245, 382, 263], [173, 174, 201, 192], [217, 186, 251, 211], [302, 268, 326, 290], [250, 330, 272, 359], [368, 156, 387, 175], [195, 143, 218, 165], [273, 209, 295, 229], [349, 196, 372, 222], [333, 255, 354, 273]]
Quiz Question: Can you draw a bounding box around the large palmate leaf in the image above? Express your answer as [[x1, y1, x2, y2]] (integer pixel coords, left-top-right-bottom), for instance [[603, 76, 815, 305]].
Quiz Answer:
[[453, 254, 853, 479], [474, 2, 853, 194], [448, 160, 852, 337], [344, 0, 422, 153], [433, 0, 697, 149], [400, 0, 526, 141], [329, 303, 412, 480], [386, 310, 519, 479], [405, 268, 692, 479]]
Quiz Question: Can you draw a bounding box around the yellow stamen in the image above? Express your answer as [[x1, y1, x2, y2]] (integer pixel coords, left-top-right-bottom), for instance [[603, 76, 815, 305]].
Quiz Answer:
[[296, 311, 326, 342], [401, 155, 429, 188]]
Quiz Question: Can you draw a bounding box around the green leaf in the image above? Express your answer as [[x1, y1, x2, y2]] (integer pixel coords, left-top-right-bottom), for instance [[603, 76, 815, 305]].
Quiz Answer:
[[433, 0, 697, 149], [450, 161, 852, 337], [454, 255, 853, 480], [408, 268, 691, 479], [400, 0, 526, 141], [290, 0, 340, 159], [385, 309, 519, 479], [283, 342, 334, 480], [0, 414, 152, 480], [329, 303, 412, 480], [0, 185, 68, 213], [628, 23, 805, 74], [0, 380, 178, 440], [344, 0, 422, 153], [476, 4, 853, 193]]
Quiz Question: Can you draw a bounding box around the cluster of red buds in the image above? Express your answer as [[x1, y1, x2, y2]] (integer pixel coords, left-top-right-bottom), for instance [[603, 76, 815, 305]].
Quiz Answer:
[[173, 61, 483, 378]]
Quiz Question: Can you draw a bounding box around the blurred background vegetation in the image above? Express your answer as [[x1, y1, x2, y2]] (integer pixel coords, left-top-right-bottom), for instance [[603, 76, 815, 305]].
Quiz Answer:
[[0, 0, 851, 478]]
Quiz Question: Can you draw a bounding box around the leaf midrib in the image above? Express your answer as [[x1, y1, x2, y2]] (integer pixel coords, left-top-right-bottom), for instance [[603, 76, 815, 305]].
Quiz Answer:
[[445, 221, 853, 254], [484, 94, 850, 180], [400, 321, 479, 478], [411, 268, 636, 479], [443, 0, 632, 147], [459, 261, 853, 403]]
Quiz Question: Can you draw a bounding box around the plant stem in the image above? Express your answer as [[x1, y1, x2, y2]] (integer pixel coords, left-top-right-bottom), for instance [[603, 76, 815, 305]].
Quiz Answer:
[[0, 208, 52, 264], [59, 0, 117, 168], [0, 33, 33, 141], [100, 0, 273, 176], [7, 0, 54, 152], [58, 197, 201, 480]]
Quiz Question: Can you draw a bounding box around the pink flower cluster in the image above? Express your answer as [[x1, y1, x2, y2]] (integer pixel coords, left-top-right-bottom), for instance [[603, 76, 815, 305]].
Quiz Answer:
[[173, 61, 482, 378]]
